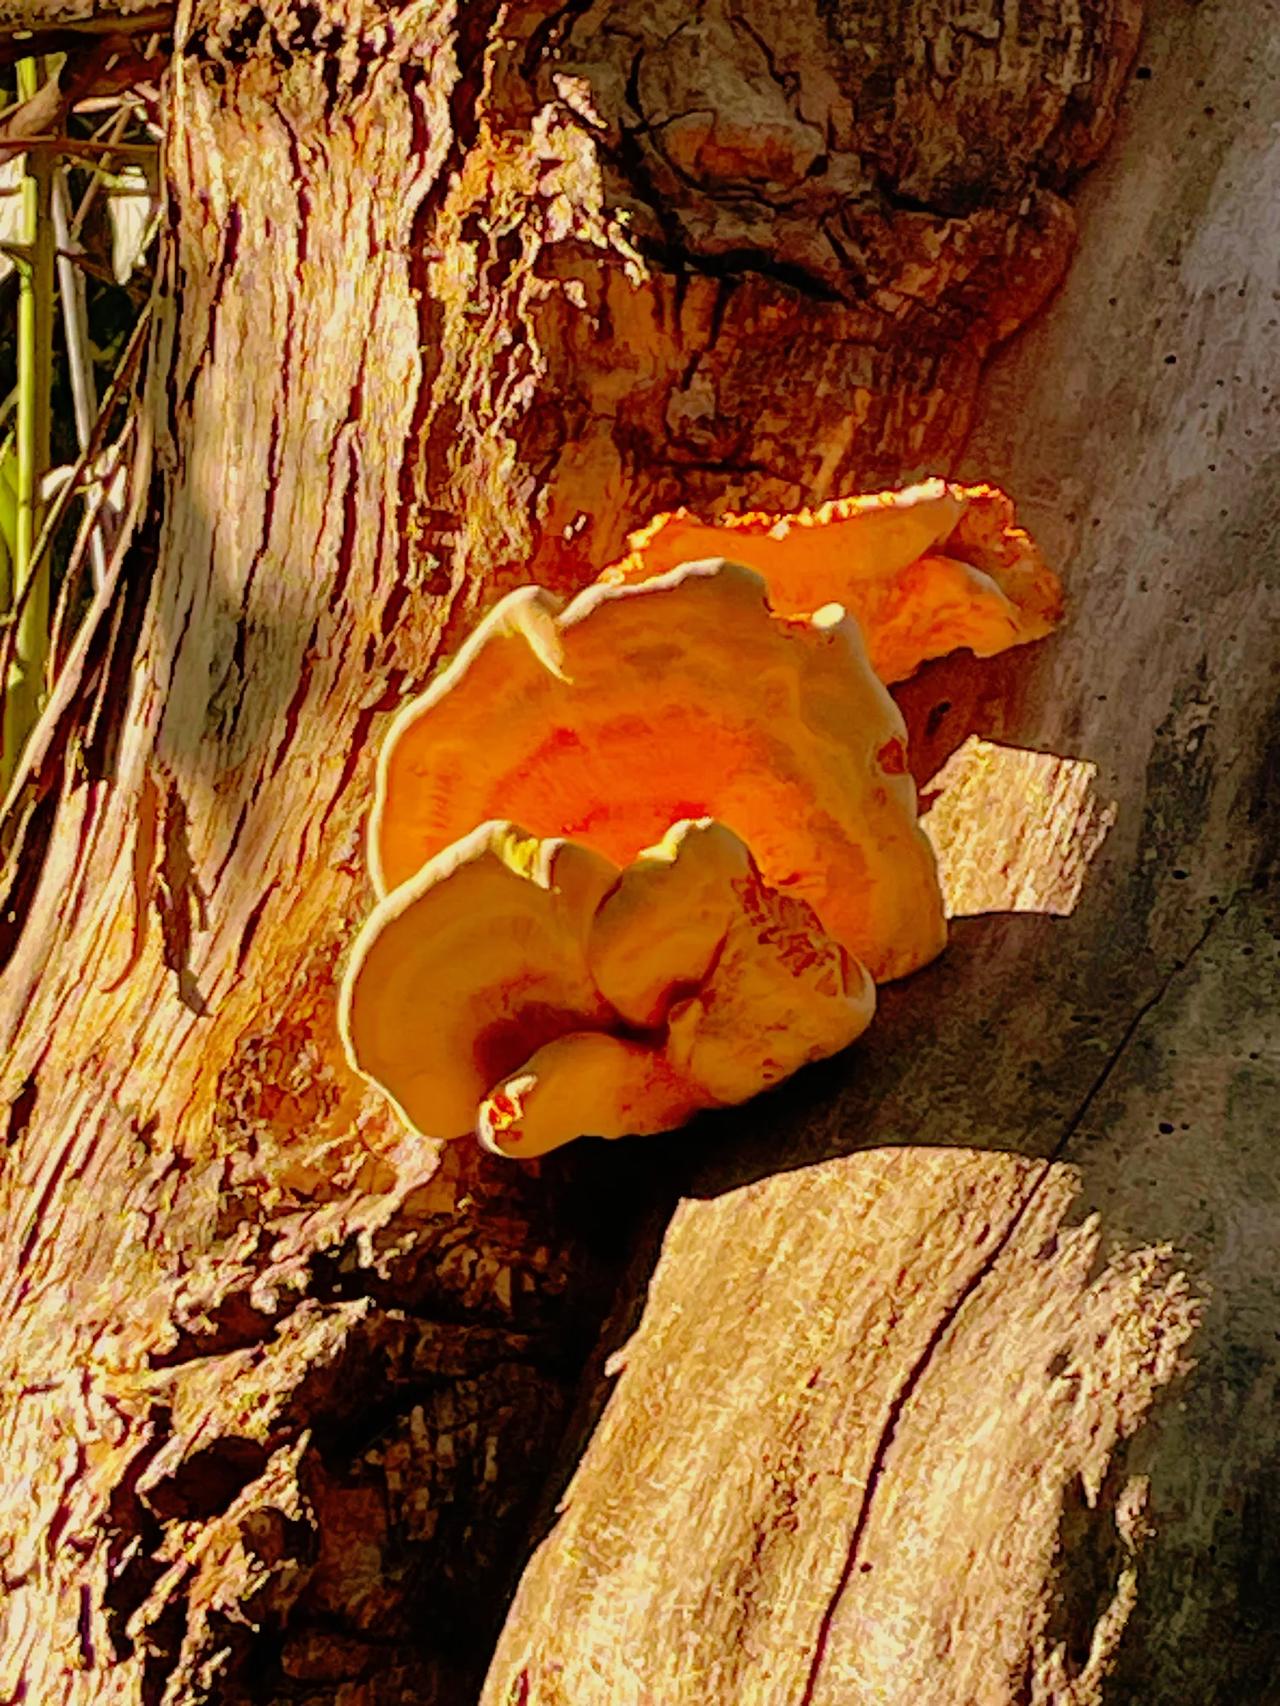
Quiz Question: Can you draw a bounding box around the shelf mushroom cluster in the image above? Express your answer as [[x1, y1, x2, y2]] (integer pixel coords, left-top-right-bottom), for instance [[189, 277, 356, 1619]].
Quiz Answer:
[[339, 480, 1059, 1158]]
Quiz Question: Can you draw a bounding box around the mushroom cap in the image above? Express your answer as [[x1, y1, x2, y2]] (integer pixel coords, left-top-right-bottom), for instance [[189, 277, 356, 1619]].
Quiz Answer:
[[371, 561, 944, 983], [339, 820, 619, 1139], [598, 480, 1060, 684], [587, 816, 760, 1028], [592, 817, 876, 1105]]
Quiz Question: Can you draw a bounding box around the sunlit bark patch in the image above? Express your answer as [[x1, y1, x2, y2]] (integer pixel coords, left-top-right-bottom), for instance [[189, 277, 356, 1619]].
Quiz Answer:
[[922, 737, 1117, 919]]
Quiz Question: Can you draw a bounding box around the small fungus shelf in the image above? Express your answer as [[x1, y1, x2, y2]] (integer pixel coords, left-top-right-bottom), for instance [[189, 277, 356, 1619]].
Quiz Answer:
[[341, 818, 874, 1158], [600, 479, 1060, 686]]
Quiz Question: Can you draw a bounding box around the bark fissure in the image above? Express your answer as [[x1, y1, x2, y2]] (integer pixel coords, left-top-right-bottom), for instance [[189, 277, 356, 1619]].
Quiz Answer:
[[1043, 897, 1236, 1165], [801, 890, 1236, 1702], [796, 1166, 1052, 1705]]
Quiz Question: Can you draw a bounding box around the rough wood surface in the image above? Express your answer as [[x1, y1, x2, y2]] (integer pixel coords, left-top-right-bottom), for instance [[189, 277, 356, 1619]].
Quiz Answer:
[[484, 3, 1280, 1701], [2, 0, 1252, 1701]]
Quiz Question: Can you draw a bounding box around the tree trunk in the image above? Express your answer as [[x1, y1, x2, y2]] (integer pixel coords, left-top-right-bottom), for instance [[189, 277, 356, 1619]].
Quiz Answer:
[[484, 6, 1280, 1702], [1, 0, 1272, 1702]]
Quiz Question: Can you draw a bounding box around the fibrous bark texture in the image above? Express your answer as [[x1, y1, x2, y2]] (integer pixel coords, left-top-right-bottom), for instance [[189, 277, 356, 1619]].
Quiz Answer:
[[1, 0, 1273, 1702]]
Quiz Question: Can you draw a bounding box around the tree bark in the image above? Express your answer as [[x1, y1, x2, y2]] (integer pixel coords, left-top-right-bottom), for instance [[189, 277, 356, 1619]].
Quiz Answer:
[[3, 0, 1272, 1703]]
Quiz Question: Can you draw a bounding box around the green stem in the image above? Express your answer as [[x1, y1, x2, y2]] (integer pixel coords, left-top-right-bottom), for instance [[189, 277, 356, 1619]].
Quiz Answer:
[[3, 56, 55, 796]]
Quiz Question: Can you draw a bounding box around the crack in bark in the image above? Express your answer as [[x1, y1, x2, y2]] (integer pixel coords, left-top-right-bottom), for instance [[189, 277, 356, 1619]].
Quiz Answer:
[[235, 877, 279, 971], [795, 1165, 1052, 1705], [177, 204, 241, 415], [3, 1072, 38, 1153], [267, 617, 320, 785], [641, 235, 845, 303], [103, 766, 161, 992], [154, 773, 209, 1016], [322, 370, 367, 622]]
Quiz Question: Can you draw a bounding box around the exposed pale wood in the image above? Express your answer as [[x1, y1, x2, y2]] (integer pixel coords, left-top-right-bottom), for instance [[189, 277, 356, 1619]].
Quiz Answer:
[[488, 1153, 1200, 1704], [484, 3, 1280, 1701]]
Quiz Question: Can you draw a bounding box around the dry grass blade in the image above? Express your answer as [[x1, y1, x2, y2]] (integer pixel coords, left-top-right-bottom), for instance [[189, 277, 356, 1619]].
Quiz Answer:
[[47, 420, 129, 672], [0, 395, 151, 845], [51, 167, 108, 586]]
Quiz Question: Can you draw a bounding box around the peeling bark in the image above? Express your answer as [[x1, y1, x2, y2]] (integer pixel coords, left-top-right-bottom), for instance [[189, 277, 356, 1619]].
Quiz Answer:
[[4, 0, 1271, 1703]]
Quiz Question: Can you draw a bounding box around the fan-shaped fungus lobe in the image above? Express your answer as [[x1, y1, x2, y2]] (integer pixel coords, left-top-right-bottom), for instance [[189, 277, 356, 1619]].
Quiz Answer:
[[338, 820, 618, 1139], [370, 560, 944, 985]]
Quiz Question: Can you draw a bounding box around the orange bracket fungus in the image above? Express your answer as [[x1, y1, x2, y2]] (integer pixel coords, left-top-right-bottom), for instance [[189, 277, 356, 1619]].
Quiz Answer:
[[599, 480, 1061, 686], [342, 482, 1057, 1158]]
